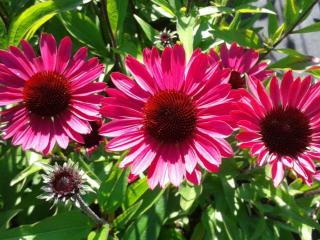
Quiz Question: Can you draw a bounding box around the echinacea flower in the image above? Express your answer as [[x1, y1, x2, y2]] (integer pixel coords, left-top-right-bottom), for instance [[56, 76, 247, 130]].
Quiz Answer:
[[209, 42, 271, 89], [100, 45, 234, 189], [233, 71, 320, 186], [39, 160, 93, 206], [154, 28, 177, 47], [0, 34, 105, 154], [76, 120, 104, 155]]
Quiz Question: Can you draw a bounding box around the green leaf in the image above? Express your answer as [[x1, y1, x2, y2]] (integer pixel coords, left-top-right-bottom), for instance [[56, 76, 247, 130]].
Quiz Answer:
[[266, 2, 278, 37], [10, 164, 42, 186], [59, 11, 106, 56], [284, 0, 298, 26], [269, 55, 312, 70], [135, 187, 166, 218], [0, 209, 22, 229], [124, 177, 149, 207], [235, 5, 276, 14], [113, 200, 143, 229], [212, 28, 260, 49], [198, 6, 233, 16], [134, 14, 159, 42], [98, 167, 130, 213], [293, 22, 320, 34], [179, 182, 202, 211], [151, 0, 175, 17], [107, 0, 129, 38], [0, 211, 92, 240], [306, 66, 320, 77], [8, 0, 87, 46], [271, 23, 285, 43], [87, 224, 109, 240], [123, 191, 167, 240]]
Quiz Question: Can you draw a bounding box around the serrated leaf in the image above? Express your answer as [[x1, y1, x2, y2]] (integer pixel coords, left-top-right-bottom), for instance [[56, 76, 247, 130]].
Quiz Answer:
[[98, 167, 130, 213]]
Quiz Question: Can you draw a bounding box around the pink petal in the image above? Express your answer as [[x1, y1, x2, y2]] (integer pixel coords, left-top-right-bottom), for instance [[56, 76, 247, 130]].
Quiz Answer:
[[107, 132, 144, 151], [125, 55, 156, 94], [280, 71, 294, 106], [186, 167, 202, 185], [272, 161, 284, 187], [269, 76, 281, 106], [194, 134, 221, 166], [63, 112, 91, 134], [111, 72, 150, 102], [99, 119, 141, 137], [56, 36, 72, 73], [40, 34, 57, 71]]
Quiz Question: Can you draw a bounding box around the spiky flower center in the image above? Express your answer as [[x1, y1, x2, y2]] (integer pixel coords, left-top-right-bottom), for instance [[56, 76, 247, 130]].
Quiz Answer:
[[160, 33, 169, 42], [229, 71, 245, 89], [260, 106, 312, 157], [23, 71, 71, 117], [50, 168, 81, 196], [143, 90, 197, 144], [82, 121, 103, 148]]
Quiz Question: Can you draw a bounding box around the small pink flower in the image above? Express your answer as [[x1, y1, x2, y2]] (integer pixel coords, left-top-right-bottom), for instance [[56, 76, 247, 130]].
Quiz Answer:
[[0, 34, 105, 154], [233, 71, 320, 186], [76, 120, 105, 155], [100, 45, 234, 189], [209, 42, 271, 89]]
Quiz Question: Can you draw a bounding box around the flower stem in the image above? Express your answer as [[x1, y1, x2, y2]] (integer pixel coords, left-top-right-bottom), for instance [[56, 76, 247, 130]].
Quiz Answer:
[[75, 194, 107, 226], [186, 0, 193, 16], [261, 0, 318, 59], [98, 0, 120, 70]]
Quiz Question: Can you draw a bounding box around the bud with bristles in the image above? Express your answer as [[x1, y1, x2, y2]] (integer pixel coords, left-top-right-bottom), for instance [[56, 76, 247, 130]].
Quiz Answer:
[[38, 160, 94, 207]]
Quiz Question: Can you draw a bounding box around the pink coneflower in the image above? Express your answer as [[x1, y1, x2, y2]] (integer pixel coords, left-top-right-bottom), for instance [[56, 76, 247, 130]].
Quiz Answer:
[[100, 45, 234, 189], [233, 71, 320, 186], [0, 34, 105, 154], [76, 121, 104, 155], [209, 42, 271, 89]]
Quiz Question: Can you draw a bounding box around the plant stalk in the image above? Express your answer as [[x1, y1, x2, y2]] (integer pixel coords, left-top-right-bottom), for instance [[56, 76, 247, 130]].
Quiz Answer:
[[75, 194, 107, 225], [261, 0, 318, 59]]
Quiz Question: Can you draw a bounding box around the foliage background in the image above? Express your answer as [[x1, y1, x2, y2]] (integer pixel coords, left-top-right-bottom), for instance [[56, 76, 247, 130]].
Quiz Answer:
[[1, 0, 320, 239]]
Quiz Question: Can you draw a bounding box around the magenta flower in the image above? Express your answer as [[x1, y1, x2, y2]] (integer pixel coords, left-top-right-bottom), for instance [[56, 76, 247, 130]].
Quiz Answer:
[[0, 34, 105, 154], [209, 42, 271, 89], [100, 45, 234, 189], [233, 71, 320, 186], [77, 120, 104, 155]]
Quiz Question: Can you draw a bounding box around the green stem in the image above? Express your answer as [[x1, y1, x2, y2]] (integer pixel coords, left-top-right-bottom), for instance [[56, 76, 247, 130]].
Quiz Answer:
[[295, 188, 320, 199], [261, 0, 318, 59], [75, 194, 107, 225], [99, 0, 120, 70], [186, 0, 193, 16]]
